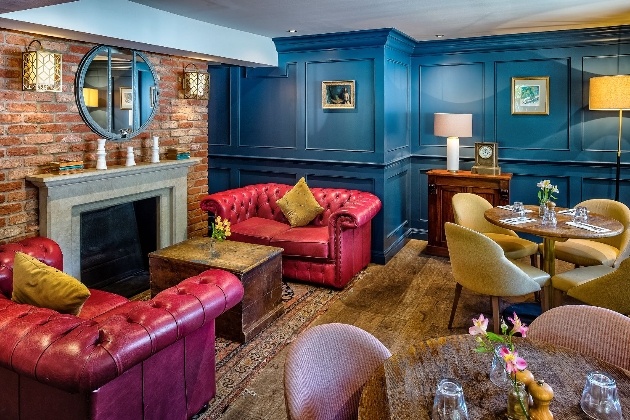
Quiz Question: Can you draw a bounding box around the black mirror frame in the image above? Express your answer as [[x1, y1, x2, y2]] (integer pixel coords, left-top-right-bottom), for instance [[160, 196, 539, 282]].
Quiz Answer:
[[75, 45, 159, 141]]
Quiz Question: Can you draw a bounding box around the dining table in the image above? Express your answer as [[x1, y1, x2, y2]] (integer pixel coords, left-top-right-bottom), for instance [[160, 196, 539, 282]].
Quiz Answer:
[[357, 334, 630, 419], [484, 205, 624, 277]]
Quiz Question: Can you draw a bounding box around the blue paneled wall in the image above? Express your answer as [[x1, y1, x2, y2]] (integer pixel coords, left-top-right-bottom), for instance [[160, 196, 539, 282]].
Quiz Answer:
[[208, 25, 630, 264]]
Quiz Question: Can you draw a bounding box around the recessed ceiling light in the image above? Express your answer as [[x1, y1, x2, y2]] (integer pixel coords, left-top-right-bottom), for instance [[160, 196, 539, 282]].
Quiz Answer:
[[287, 29, 298, 33]]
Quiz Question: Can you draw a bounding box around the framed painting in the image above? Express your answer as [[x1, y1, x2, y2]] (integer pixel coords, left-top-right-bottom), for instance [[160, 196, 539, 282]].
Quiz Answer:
[[120, 87, 133, 110], [511, 77, 549, 115], [322, 80, 355, 109]]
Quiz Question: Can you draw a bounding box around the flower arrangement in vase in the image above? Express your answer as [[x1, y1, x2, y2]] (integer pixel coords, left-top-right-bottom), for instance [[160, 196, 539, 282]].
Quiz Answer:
[[470, 313, 532, 420], [211, 215, 231, 241], [209, 216, 231, 255], [537, 180, 559, 217]]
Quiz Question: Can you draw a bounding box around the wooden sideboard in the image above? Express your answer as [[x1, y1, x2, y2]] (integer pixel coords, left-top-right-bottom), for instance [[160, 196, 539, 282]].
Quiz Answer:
[[425, 169, 512, 257]]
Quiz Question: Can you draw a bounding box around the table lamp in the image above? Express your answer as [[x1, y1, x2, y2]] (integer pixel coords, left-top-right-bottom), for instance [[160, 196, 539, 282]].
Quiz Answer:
[[589, 75, 630, 201], [434, 113, 473, 173]]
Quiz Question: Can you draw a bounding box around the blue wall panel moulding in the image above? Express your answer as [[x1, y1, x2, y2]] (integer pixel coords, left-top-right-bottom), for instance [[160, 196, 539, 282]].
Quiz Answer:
[[208, 25, 630, 264]]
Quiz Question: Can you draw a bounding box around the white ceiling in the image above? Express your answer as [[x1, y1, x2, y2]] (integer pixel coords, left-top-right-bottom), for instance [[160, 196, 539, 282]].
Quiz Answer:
[[4, 0, 630, 66], [129, 0, 630, 41]]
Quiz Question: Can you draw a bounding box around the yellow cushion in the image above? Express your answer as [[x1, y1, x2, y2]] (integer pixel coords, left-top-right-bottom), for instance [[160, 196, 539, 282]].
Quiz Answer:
[[485, 233, 538, 259], [552, 265, 614, 292], [11, 252, 91, 315], [277, 177, 324, 227], [552, 238, 619, 267]]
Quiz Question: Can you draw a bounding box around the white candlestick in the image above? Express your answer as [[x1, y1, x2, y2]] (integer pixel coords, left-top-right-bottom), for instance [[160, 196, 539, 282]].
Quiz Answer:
[[126, 146, 136, 166], [151, 136, 160, 163], [96, 138, 107, 170]]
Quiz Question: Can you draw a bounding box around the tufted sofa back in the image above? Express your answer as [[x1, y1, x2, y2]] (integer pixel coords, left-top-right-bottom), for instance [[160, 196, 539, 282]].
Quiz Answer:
[[202, 183, 378, 227]]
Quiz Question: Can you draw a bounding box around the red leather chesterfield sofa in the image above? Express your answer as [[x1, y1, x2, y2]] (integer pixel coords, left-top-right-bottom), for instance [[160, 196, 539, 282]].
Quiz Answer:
[[0, 237, 244, 420], [200, 183, 382, 288]]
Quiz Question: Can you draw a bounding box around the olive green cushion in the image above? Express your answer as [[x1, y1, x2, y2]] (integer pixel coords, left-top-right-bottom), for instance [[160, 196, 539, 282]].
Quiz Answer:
[[277, 177, 324, 227], [11, 252, 91, 315], [551, 264, 614, 292]]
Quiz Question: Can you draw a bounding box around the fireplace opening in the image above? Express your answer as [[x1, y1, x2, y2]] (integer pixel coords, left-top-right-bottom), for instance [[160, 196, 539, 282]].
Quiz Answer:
[[80, 197, 157, 298]]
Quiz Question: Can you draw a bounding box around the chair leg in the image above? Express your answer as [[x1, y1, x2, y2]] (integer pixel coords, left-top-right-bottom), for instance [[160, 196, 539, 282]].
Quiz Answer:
[[540, 286, 550, 312], [530, 254, 538, 268], [491, 296, 501, 333], [448, 283, 463, 329], [552, 288, 565, 308]]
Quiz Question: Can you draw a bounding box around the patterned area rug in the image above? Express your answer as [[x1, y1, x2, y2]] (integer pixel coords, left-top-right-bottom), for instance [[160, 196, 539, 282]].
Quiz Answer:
[[202, 279, 351, 419]]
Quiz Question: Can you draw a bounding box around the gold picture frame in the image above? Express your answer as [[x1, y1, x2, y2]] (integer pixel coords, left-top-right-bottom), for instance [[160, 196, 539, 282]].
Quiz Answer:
[[322, 80, 355, 109], [120, 87, 133, 110], [511, 77, 549, 115]]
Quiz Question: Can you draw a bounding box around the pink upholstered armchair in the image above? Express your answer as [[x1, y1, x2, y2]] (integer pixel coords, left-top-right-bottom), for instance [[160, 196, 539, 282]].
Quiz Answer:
[[201, 183, 382, 288], [0, 237, 244, 420]]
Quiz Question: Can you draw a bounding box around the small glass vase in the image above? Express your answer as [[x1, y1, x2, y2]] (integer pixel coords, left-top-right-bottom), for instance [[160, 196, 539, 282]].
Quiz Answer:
[[507, 381, 530, 420], [538, 202, 547, 217], [209, 238, 218, 257]]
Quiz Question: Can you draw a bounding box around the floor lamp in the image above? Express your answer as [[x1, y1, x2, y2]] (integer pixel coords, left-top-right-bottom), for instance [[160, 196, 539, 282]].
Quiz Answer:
[[589, 75, 630, 201], [434, 113, 473, 173]]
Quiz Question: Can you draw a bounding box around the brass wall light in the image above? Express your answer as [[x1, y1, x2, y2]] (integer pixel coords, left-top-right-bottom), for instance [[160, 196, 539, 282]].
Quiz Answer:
[[183, 63, 209, 100], [22, 40, 62, 92]]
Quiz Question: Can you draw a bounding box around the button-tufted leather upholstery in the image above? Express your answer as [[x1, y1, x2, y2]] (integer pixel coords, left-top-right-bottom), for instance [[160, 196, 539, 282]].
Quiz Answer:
[[0, 237, 244, 420], [201, 183, 382, 288]]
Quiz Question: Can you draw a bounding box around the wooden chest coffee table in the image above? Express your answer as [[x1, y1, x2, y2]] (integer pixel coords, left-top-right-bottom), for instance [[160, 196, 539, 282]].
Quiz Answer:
[[149, 237, 284, 342]]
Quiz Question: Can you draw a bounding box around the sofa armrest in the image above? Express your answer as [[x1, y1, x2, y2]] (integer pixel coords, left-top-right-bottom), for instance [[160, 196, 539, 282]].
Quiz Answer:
[[328, 192, 382, 230], [0, 269, 244, 393], [0, 237, 63, 298]]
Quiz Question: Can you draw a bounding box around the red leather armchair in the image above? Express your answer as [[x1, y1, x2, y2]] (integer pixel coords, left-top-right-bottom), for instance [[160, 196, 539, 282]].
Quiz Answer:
[[201, 183, 382, 288], [0, 237, 244, 420]]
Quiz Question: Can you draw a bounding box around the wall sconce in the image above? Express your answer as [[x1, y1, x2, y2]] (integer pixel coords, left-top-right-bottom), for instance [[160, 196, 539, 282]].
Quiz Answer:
[[22, 40, 62, 92], [589, 74, 630, 201], [183, 63, 209, 100], [83, 88, 99, 107], [434, 113, 473, 173]]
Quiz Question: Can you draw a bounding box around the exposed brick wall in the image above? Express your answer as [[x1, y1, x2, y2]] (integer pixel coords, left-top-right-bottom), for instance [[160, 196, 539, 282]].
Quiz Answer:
[[0, 28, 209, 243]]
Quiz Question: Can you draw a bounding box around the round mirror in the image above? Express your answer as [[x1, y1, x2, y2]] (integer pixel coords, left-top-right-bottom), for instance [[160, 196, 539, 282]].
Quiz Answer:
[[75, 45, 159, 140]]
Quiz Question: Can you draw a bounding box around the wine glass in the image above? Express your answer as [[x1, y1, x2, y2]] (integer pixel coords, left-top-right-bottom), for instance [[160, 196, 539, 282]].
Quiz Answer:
[[512, 202, 525, 219], [580, 371, 623, 419], [432, 378, 469, 420]]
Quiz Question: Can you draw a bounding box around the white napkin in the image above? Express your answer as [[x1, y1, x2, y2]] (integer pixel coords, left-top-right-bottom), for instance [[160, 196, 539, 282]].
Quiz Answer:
[[500, 217, 537, 225], [558, 208, 589, 215], [566, 221, 611, 233], [497, 205, 533, 213]]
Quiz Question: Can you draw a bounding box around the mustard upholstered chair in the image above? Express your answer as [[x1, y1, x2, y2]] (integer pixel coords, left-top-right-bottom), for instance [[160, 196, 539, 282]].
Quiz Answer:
[[452, 193, 538, 265], [445, 222, 550, 332], [550, 257, 630, 313], [283, 323, 391, 420], [551, 199, 630, 268], [528, 305, 630, 370]]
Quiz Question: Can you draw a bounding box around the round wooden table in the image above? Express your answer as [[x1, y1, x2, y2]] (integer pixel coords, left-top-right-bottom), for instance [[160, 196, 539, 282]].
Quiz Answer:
[[484, 205, 623, 277], [358, 335, 630, 419]]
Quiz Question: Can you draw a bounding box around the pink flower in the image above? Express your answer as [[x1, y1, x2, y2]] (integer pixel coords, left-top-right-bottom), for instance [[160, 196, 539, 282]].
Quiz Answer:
[[469, 314, 488, 336], [499, 347, 527, 374], [508, 312, 529, 337]]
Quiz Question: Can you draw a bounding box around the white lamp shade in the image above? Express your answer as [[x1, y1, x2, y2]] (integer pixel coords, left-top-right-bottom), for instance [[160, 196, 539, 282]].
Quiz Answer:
[[589, 75, 630, 110], [434, 113, 473, 138]]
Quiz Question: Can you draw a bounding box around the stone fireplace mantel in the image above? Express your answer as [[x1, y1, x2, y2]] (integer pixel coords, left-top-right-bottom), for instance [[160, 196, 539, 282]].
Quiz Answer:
[[27, 159, 199, 279]]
